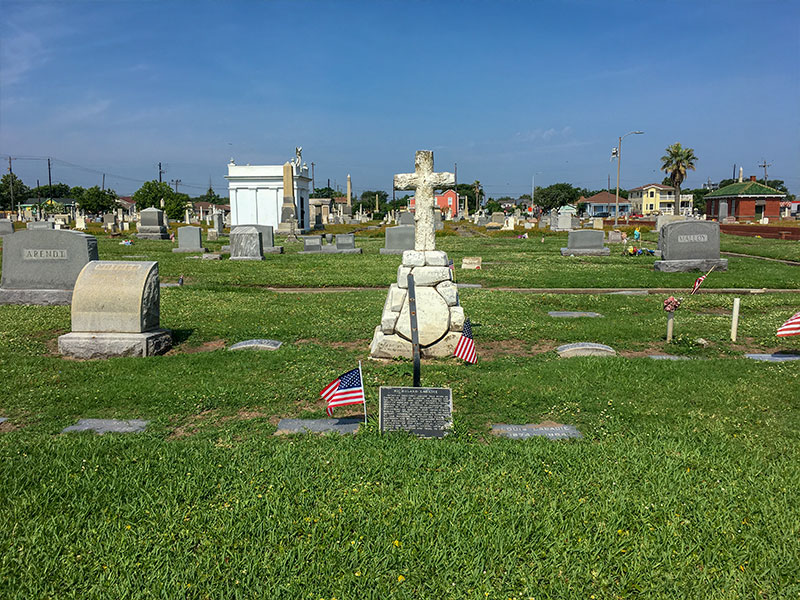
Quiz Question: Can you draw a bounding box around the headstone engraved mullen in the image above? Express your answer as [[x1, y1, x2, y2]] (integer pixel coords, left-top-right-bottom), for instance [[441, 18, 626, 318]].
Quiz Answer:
[[58, 261, 172, 358], [379, 387, 452, 438], [0, 229, 99, 305]]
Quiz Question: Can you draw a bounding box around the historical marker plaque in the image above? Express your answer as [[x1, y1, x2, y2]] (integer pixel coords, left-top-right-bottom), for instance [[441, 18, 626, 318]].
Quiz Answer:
[[379, 386, 452, 438]]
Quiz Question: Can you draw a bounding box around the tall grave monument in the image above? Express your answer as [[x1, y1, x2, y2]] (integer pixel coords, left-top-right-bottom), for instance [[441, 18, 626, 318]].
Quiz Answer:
[[370, 151, 466, 359]]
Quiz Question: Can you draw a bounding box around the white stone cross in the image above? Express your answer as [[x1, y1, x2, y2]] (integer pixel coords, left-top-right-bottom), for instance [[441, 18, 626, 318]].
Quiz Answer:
[[394, 150, 454, 251]]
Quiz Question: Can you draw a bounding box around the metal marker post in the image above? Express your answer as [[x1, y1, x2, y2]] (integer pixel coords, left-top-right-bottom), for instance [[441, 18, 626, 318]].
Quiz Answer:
[[358, 360, 367, 425], [407, 273, 421, 387]]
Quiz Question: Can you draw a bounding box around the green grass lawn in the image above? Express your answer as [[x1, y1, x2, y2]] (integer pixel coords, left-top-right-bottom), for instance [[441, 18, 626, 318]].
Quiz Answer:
[[1, 226, 799, 598]]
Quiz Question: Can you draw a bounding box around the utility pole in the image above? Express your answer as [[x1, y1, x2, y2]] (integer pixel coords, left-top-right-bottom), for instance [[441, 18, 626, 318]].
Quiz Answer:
[[171, 179, 181, 193], [158, 162, 166, 182], [102, 173, 105, 191], [474, 182, 481, 214], [47, 158, 53, 202], [7, 156, 15, 216], [758, 159, 772, 185]]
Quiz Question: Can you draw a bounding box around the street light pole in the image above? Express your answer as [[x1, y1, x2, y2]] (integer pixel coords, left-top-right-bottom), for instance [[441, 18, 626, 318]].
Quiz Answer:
[[614, 130, 643, 227]]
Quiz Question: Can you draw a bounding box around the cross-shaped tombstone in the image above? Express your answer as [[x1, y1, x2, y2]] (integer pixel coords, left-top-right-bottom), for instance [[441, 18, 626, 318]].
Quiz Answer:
[[394, 151, 454, 251]]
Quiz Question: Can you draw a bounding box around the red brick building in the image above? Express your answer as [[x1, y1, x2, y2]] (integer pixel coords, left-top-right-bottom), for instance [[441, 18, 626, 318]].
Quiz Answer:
[[705, 176, 785, 221], [409, 189, 458, 215]]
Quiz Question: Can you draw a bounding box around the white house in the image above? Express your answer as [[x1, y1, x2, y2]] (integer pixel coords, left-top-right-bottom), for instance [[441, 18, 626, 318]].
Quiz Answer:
[[225, 153, 311, 231]]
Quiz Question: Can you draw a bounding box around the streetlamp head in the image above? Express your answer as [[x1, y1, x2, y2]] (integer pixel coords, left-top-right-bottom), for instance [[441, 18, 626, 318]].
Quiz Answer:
[[633, 131, 644, 134]]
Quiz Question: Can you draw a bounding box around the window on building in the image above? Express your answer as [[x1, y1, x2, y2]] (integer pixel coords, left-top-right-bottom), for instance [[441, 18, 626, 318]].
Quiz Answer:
[[649, 190, 655, 198]]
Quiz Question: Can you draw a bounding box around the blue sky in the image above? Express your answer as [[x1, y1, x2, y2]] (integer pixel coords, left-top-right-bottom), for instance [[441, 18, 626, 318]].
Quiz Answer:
[[1, 0, 798, 198]]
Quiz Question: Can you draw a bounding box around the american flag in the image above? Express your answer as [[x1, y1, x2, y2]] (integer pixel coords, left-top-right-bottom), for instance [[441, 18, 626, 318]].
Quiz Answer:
[[690, 274, 708, 295], [448, 259, 454, 272], [777, 311, 800, 337], [320, 367, 365, 416], [453, 317, 477, 364]]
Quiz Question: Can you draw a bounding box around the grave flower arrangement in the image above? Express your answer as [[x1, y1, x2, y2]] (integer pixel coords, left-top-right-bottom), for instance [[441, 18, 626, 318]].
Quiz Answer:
[[663, 296, 681, 312]]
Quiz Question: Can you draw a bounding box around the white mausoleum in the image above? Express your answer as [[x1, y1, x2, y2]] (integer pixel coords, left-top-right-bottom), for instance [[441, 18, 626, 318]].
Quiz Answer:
[[225, 151, 311, 230]]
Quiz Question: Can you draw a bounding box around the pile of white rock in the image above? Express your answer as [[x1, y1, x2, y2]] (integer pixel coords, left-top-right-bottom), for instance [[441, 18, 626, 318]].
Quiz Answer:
[[370, 249, 464, 359]]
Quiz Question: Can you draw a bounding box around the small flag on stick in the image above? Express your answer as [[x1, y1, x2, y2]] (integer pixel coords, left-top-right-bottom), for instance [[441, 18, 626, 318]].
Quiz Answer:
[[320, 366, 365, 417], [454, 317, 477, 364], [690, 266, 715, 295], [777, 311, 800, 337]]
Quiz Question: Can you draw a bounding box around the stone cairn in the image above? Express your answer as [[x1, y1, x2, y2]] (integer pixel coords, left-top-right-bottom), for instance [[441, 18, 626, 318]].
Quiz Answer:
[[370, 151, 465, 359]]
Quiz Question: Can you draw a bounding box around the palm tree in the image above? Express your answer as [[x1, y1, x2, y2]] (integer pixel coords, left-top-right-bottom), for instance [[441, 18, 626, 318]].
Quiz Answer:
[[472, 180, 482, 213], [660, 143, 698, 213]]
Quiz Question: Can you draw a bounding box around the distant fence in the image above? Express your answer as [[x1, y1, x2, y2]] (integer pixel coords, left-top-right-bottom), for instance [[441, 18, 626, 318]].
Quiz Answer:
[[720, 224, 800, 240]]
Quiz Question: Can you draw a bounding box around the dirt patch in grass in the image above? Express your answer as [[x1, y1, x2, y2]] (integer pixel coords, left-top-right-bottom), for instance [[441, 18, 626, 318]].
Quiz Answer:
[[42, 329, 68, 356], [478, 339, 558, 359], [0, 420, 22, 433], [619, 343, 670, 358], [295, 338, 369, 351], [692, 307, 731, 315], [166, 339, 227, 355], [168, 407, 272, 439]]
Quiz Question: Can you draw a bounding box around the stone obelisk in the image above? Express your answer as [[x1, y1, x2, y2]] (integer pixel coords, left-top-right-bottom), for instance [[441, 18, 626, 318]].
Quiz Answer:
[[370, 150, 465, 359], [346, 174, 352, 208], [278, 161, 299, 240]]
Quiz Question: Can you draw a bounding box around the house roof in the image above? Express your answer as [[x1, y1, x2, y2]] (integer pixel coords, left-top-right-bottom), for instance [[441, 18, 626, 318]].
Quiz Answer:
[[706, 181, 785, 198], [629, 183, 673, 192], [582, 191, 627, 204]]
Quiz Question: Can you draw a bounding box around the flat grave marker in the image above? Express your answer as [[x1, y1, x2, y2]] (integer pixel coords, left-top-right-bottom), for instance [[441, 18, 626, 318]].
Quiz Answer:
[[492, 421, 582, 440], [548, 311, 603, 318], [557, 342, 616, 358], [62, 419, 149, 435], [745, 353, 800, 362], [275, 417, 361, 435], [228, 339, 282, 351], [461, 257, 482, 269]]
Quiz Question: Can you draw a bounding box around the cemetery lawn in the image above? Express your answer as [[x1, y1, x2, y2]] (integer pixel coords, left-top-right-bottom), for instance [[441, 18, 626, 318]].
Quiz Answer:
[[1, 227, 799, 598]]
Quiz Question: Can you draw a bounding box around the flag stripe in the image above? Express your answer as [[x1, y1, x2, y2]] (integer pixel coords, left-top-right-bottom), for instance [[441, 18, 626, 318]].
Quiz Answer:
[[320, 367, 365, 416], [777, 311, 800, 337]]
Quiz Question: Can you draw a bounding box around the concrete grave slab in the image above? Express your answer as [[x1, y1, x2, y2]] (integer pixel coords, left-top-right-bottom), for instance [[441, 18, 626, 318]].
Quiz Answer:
[[62, 418, 149, 435], [556, 342, 616, 358], [492, 421, 582, 440], [745, 353, 800, 362], [228, 339, 282, 351], [649, 354, 692, 360], [275, 417, 361, 435], [548, 311, 603, 318]]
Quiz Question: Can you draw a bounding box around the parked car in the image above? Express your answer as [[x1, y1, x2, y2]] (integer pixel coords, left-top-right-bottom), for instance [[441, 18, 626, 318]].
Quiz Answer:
[[593, 212, 610, 218]]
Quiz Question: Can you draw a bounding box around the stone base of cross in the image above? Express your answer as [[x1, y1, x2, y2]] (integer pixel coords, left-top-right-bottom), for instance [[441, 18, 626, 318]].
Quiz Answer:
[[370, 151, 465, 360], [394, 151, 454, 251]]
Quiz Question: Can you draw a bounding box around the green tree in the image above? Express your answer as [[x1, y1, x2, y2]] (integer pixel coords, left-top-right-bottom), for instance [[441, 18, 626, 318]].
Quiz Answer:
[[685, 188, 710, 214], [79, 186, 118, 214], [660, 143, 698, 210], [484, 200, 502, 214], [133, 180, 176, 209], [311, 186, 339, 198], [31, 182, 71, 199], [0, 173, 31, 210], [197, 186, 222, 204], [534, 182, 582, 211], [70, 186, 86, 200]]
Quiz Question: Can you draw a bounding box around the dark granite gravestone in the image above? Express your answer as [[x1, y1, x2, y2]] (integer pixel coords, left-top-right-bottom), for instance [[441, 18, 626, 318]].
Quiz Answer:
[[654, 221, 728, 272], [62, 419, 149, 435], [26, 221, 54, 230], [228, 339, 282, 351], [229, 226, 264, 260], [136, 207, 170, 240], [299, 235, 323, 253], [331, 233, 362, 254], [0, 230, 99, 305], [0, 219, 14, 236], [397, 212, 415, 225], [380, 225, 415, 255], [492, 422, 582, 440], [379, 386, 452, 438], [274, 417, 361, 435], [211, 213, 224, 234], [561, 230, 609, 256], [173, 226, 206, 253]]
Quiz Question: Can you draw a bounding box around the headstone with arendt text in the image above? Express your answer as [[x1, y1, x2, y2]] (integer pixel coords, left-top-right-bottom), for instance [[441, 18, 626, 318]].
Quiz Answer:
[[654, 221, 728, 272], [58, 261, 171, 358], [379, 386, 452, 438], [0, 230, 98, 305]]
